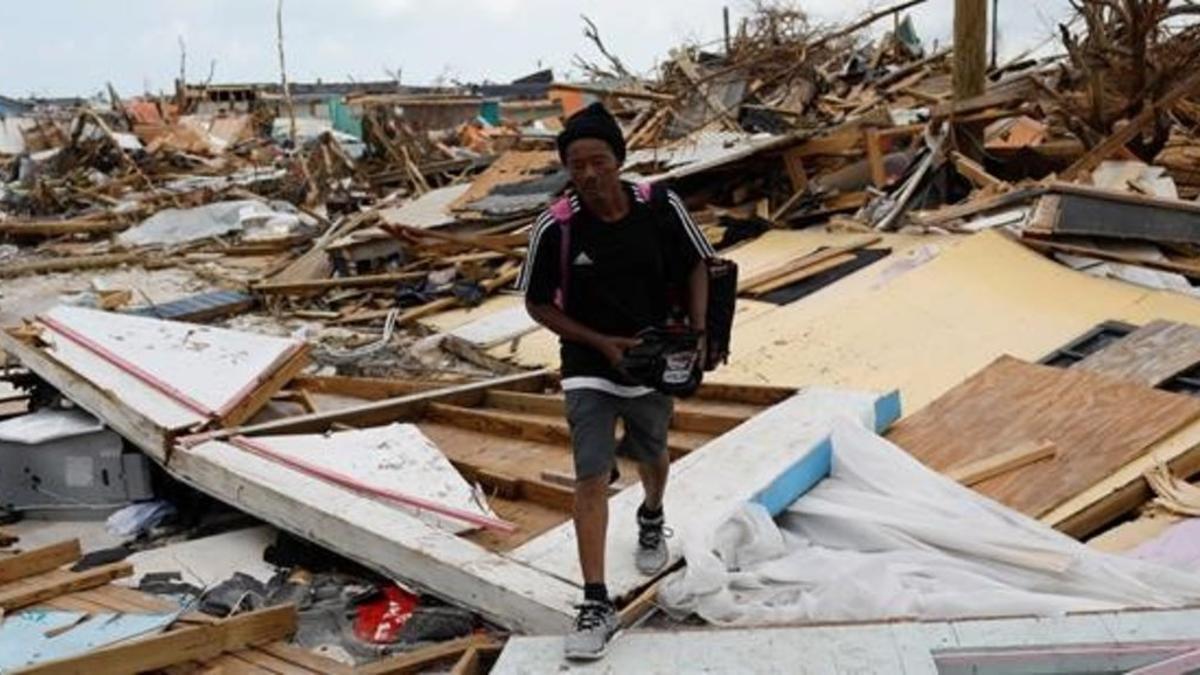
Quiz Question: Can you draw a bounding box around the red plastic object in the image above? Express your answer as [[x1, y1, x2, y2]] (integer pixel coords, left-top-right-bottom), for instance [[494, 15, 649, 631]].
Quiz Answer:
[[354, 585, 420, 644]]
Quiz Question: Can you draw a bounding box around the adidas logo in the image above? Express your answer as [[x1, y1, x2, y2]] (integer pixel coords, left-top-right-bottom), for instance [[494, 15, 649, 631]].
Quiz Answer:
[[573, 252, 595, 266]]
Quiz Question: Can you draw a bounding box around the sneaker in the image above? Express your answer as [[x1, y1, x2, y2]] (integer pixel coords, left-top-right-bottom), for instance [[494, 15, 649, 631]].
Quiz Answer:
[[564, 600, 619, 661], [635, 509, 671, 575]]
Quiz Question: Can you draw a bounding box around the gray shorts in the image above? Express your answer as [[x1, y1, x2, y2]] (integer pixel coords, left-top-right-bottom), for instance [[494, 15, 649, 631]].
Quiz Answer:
[[565, 389, 673, 481]]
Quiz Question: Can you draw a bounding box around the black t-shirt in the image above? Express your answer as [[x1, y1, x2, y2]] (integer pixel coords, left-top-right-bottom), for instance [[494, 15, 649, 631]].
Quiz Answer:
[[518, 182, 714, 387]]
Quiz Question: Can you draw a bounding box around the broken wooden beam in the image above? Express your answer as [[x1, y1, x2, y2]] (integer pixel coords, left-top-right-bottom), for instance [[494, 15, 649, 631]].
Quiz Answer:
[[355, 635, 501, 675], [254, 270, 429, 295], [19, 604, 298, 675], [0, 539, 81, 585], [0, 253, 149, 279], [945, 439, 1058, 486], [0, 562, 133, 612], [1062, 68, 1200, 181]]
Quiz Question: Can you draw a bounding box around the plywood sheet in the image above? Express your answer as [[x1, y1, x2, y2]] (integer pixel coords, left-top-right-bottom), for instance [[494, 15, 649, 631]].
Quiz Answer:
[[887, 356, 1200, 518], [1075, 320, 1200, 386], [232, 424, 491, 534], [707, 232, 1200, 412], [39, 306, 304, 431]]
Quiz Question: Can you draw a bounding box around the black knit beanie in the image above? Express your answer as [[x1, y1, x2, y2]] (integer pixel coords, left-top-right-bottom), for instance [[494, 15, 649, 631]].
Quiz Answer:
[[556, 102, 626, 165]]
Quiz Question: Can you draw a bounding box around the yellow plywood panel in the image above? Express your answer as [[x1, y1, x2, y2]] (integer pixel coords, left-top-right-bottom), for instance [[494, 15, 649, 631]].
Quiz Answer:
[[487, 230, 947, 373], [419, 293, 524, 333], [707, 231, 1200, 412]]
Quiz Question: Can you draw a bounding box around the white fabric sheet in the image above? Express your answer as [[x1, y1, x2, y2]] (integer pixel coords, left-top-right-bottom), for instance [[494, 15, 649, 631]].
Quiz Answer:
[[660, 417, 1200, 625]]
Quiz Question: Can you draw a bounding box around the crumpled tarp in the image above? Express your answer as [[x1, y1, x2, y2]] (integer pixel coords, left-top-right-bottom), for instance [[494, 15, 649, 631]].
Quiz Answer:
[[659, 417, 1200, 625], [117, 199, 311, 247]]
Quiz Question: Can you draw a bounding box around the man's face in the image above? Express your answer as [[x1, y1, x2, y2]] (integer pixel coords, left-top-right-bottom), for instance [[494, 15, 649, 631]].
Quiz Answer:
[[565, 138, 621, 200]]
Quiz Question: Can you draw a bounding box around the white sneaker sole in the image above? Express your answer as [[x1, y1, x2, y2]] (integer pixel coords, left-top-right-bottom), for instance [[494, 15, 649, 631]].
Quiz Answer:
[[564, 628, 622, 661]]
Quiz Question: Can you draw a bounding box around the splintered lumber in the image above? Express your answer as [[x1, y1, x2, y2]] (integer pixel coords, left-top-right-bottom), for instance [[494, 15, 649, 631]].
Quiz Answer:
[[1019, 237, 1200, 278], [356, 635, 500, 675], [449, 642, 504, 675], [1075, 320, 1200, 387], [0, 562, 133, 611], [18, 605, 298, 675], [1044, 417, 1200, 538], [550, 81, 676, 102], [887, 356, 1200, 519], [382, 223, 526, 259], [0, 219, 129, 238], [0, 539, 81, 584], [334, 266, 520, 325], [744, 252, 859, 297], [951, 151, 1005, 190], [908, 186, 1047, 227], [945, 440, 1058, 486], [484, 389, 751, 435], [0, 253, 147, 279], [738, 236, 881, 293], [1062, 68, 1200, 181], [254, 270, 428, 295]]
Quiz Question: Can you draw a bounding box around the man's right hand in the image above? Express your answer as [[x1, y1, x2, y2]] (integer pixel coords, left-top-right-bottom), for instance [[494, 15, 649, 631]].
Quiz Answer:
[[595, 335, 641, 367]]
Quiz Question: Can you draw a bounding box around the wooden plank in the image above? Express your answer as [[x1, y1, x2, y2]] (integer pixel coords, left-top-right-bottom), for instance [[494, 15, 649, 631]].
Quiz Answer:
[[484, 390, 751, 435], [1043, 416, 1200, 539], [738, 236, 881, 292], [781, 148, 809, 193], [944, 439, 1058, 486], [448, 643, 503, 675], [950, 151, 1005, 190], [0, 220, 129, 238], [1050, 182, 1200, 216], [218, 345, 311, 428], [0, 253, 146, 279], [1020, 237, 1200, 278], [742, 252, 859, 298], [426, 403, 708, 458], [0, 562, 133, 611], [185, 370, 550, 442], [690, 382, 797, 406], [229, 648, 318, 675], [1062, 68, 1200, 181], [1075, 320, 1200, 387], [18, 605, 298, 675], [256, 643, 353, 675], [0, 540, 81, 585], [334, 267, 520, 325], [865, 129, 886, 188], [887, 356, 1200, 518], [907, 186, 1047, 227], [254, 271, 429, 295], [355, 635, 497, 675], [291, 375, 450, 401]]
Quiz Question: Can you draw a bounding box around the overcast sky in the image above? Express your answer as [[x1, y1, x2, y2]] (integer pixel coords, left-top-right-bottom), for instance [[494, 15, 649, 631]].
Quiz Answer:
[[1, 0, 1075, 99]]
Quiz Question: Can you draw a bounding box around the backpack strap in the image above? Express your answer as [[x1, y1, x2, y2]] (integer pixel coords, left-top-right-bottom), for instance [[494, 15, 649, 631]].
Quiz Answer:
[[548, 196, 574, 309]]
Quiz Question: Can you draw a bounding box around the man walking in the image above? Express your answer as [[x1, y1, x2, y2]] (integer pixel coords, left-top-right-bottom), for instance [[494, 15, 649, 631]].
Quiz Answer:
[[519, 102, 714, 660]]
